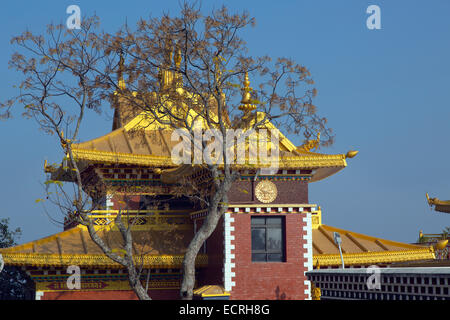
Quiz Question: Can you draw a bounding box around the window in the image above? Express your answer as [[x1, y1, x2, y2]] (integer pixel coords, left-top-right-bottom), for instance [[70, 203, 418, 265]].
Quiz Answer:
[[251, 216, 285, 262]]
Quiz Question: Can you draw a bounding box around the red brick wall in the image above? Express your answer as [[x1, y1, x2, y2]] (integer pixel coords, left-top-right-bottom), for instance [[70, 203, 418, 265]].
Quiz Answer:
[[40, 289, 179, 300], [229, 213, 309, 300]]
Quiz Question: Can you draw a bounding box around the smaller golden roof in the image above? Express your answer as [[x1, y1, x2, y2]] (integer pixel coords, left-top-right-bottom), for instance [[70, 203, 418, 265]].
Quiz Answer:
[[313, 224, 435, 267], [193, 285, 230, 298], [0, 222, 207, 268]]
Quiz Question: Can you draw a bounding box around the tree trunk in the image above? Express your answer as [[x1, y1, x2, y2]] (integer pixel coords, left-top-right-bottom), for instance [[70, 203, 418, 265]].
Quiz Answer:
[[126, 262, 151, 300], [180, 207, 223, 299]]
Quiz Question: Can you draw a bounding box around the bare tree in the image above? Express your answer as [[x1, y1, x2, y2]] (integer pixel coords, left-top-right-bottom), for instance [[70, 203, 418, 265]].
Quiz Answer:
[[1, 3, 333, 300], [1, 16, 153, 300], [106, 3, 333, 299]]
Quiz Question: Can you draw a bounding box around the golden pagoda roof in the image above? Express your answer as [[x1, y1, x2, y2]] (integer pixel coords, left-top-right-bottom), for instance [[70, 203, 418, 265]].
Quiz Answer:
[[0, 222, 207, 268], [313, 224, 435, 267], [64, 110, 353, 182]]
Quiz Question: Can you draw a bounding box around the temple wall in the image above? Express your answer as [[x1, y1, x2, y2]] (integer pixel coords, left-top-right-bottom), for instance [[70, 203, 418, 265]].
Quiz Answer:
[[228, 212, 312, 300], [38, 289, 180, 300], [228, 180, 308, 204]]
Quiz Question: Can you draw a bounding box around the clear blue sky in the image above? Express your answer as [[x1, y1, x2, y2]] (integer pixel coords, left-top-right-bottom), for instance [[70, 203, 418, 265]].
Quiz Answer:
[[0, 0, 449, 244]]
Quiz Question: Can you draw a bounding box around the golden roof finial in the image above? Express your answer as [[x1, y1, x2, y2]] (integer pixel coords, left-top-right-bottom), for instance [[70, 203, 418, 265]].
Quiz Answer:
[[174, 45, 181, 69], [117, 52, 126, 90], [434, 239, 448, 250], [159, 37, 175, 89], [173, 45, 182, 88], [298, 132, 321, 153], [239, 71, 257, 113], [345, 150, 359, 159], [164, 36, 173, 66]]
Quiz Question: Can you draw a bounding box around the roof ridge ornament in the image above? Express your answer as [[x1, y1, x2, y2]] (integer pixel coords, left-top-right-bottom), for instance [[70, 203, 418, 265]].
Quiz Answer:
[[117, 51, 126, 91], [174, 44, 183, 88], [426, 193, 450, 214], [345, 150, 358, 159], [298, 132, 321, 152], [238, 71, 257, 114], [159, 36, 176, 90]]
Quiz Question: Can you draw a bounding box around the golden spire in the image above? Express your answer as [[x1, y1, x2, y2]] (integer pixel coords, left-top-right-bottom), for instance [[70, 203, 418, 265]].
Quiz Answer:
[[160, 37, 175, 89], [239, 72, 256, 113], [174, 46, 181, 69], [174, 45, 182, 87], [117, 52, 126, 90], [164, 37, 173, 66]]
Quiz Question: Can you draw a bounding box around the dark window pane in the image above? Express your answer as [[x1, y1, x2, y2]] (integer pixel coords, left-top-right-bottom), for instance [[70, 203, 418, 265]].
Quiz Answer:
[[251, 216, 285, 262], [267, 228, 282, 251], [252, 253, 267, 262], [251, 228, 266, 251], [266, 217, 282, 225], [268, 253, 283, 261], [251, 217, 265, 225]]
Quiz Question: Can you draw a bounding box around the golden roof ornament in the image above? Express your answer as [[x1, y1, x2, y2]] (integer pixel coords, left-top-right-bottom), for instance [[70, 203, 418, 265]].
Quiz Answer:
[[434, 239, 448, 250], [117, 52, 126, 91], [164, 36, 173, 65], [239, 72, 257, 113], [345, 150, 359, 159], [174, 45, 182, 87], [159, 37, 176, 89], [298, 132, 321, 152], [311, 282, 321, 300], [174, 46, 181, 69], [426, 193, 450, 213]]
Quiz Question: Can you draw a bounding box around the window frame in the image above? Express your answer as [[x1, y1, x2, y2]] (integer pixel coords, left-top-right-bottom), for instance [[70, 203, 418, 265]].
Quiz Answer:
[[251, 216, 286, 262]]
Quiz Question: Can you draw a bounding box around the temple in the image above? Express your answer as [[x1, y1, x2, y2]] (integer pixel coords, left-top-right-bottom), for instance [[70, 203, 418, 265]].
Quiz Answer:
[[0, 50, 435, 300]]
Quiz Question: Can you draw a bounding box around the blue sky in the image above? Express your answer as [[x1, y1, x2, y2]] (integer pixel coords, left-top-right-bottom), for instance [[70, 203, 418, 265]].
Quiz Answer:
[[0, 0, 449, 244]]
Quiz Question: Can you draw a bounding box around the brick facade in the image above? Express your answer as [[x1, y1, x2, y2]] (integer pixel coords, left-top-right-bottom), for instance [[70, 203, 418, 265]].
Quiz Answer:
[[228, 212, 311, 300]]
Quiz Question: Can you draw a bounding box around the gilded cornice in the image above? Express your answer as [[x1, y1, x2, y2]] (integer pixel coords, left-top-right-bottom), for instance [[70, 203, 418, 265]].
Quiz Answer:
[[313, 248, 435, 267], [71, 147, 347, 169], [71, 148, 174, 167], [2, 253, 208, 268]]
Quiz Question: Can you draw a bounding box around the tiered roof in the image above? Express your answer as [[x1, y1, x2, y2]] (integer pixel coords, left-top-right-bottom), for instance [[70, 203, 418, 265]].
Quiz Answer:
[[313, 224, 434, 267], [0, 223, 207, 269], [0, 221, 433, 268]]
